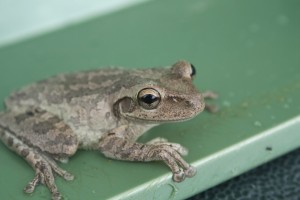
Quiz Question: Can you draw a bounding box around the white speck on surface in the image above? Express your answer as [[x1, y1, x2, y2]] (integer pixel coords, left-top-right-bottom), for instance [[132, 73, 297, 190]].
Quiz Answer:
[[230, 167, 239, 176], [222, 101, 231, 107], [254, 121, 262, 127], [277, 14, 289, 26]]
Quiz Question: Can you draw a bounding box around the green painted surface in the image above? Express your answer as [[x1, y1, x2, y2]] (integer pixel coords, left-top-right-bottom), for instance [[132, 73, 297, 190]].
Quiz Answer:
[[0, 0, 300, 199]]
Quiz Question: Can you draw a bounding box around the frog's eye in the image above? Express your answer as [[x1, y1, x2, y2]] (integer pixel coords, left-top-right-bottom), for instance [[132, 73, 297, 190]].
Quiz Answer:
[[137, 88, 161, 110], [190, 64, 196, 77], [171, 61, 196, 79]]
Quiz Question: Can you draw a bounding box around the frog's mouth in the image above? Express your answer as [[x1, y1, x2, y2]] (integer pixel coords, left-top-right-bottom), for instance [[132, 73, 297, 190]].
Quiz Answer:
[[128, 115, 198, 124], [113, 93, 205, 123], [122, 107, 203, 124]]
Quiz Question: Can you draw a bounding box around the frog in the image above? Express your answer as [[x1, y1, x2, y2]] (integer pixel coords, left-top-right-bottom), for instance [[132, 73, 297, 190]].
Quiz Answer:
[[0, 60, 217, 200]]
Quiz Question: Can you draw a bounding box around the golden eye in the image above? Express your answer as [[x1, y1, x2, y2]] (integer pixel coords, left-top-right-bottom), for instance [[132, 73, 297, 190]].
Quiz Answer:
[[137, 88, 161, 110]]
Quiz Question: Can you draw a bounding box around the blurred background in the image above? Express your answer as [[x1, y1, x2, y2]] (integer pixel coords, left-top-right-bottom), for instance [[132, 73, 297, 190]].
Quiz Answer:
[[0, 0, 299, 199], [0, 0, 147, 47]]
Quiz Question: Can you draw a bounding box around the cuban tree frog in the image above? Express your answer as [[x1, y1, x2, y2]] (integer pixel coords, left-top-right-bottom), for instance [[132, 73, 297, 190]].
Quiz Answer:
[[0, 61, 215, 199]]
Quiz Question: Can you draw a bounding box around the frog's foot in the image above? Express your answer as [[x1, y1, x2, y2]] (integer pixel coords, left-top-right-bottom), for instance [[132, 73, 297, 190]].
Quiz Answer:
[[99, 135, 196, 183], [145, 142, 196, 182], [23, 156, 74, 200], [23, 160, 61, 199], [203, 91, 219, 113], [0, 129, 73, 200]]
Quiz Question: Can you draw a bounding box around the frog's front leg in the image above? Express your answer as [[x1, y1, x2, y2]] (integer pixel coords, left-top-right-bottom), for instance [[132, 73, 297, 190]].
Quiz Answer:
[[98, 126, 196, 182], [203, 91, 218, 112], [0, 109, 78, 200]]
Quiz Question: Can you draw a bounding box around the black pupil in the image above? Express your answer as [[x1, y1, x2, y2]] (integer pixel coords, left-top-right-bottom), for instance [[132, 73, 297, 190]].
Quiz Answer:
[[140, 94, 157, 104], [191, 64, 196, 76]]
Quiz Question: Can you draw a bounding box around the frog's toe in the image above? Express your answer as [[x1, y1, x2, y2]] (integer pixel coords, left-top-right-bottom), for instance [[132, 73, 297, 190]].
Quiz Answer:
[[202, 91, 218, 99], [184, 165, 197, 177], [170, 143, 188, 156], [172, 170, 186, 182], [205, 104, 219, 113], [147, 139, 188, 156], [51, 192, 62, 200], [63, 172, 74, 181], [202, 91, 219, 113], [24, 173, 40, 193], [40, 154, 74, 181], [146, 137, 169, 144], [149, 143, 193, 181], [23, 160, 62, 200], [161, 142, 188, 156]]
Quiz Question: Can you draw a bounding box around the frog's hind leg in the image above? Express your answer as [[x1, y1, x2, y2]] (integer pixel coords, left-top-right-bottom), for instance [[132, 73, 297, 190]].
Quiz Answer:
[[0, 109, 78, 200], [0, 128, 69, 199]]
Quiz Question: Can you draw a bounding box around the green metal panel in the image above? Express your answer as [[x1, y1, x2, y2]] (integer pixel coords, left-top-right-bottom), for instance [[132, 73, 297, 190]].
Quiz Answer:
[[0, 0, 299, 199]]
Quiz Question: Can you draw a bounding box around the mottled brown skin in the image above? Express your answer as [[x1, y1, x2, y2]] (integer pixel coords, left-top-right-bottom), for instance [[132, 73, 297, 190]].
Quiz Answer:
[[0, 61, 216, 200]]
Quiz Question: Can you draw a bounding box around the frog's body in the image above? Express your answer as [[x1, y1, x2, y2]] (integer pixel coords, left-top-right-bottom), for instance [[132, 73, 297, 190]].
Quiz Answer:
[[5, 68, 161, 149], [0, 61, 214, 200]]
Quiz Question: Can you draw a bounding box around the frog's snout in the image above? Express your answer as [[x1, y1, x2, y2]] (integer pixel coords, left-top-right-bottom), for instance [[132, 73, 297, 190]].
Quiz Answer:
[[180, 93, 204, 118], [190, 93, 205, 113]]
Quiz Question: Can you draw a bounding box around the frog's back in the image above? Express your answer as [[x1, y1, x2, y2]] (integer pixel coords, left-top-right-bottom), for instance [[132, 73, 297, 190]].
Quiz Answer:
[[5, 68, 129, 111], [4, 68, 132, 147]]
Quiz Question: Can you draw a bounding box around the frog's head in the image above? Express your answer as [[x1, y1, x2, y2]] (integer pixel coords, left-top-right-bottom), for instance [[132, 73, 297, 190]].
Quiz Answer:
[[114, 60, 205, 123]]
